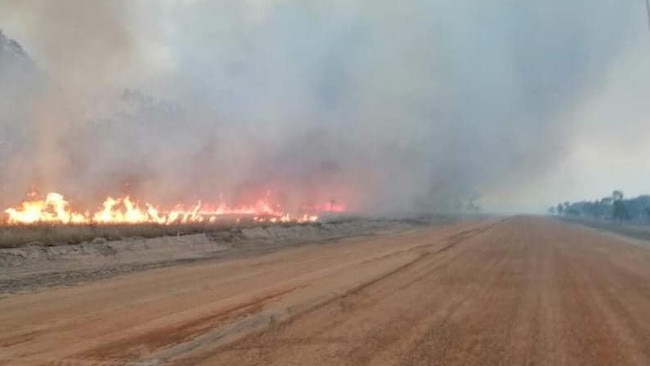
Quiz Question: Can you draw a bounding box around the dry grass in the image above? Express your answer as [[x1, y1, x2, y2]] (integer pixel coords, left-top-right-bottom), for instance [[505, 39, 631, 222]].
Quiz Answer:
[[0, 218, 282, 248], [0, 214, 460, 249], [560, 216, 650, 243]]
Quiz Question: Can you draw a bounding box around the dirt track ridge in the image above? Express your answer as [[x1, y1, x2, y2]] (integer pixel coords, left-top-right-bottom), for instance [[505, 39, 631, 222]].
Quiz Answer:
[[1, 217, 650, 365]]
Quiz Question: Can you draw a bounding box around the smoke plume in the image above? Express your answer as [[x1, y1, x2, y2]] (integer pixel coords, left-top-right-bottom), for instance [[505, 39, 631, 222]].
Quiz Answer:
[[0, 0, 642, 213]]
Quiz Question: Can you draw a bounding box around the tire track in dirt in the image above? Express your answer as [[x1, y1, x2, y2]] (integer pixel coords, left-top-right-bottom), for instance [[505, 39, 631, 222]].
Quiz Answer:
[[185, 217, 650, 366], [174, 222, 501, 365], [0, 220, 493, 365], [3, 217, 650, 366], [130, 221, 500, 366]]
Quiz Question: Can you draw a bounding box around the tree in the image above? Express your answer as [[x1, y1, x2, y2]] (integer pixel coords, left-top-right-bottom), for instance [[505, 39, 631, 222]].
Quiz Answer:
[[557, 203, 564, 215], [612, 190, 629, 222], [612, 190, 624, 202]]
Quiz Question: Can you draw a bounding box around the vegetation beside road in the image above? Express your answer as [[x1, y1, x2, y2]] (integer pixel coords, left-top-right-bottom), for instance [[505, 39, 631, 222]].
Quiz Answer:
[[0, 220, 279, 248], [559, 216, 650, 243], [549, 190, 650, 224], [549, 190, 650, 243]]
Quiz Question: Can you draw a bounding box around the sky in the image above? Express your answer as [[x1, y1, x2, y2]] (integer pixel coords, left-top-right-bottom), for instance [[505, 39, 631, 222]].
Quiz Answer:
[[0, 0, 649, 214]]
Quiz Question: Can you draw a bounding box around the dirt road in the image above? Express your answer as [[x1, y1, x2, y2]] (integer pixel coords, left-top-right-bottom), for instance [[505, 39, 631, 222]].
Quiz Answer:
[[1, 217, 650, 365]]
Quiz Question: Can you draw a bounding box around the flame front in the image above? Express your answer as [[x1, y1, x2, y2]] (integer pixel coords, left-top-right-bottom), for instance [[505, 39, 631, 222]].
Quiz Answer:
[[3, 192, 343, 225], [4, 193, 88, 225]]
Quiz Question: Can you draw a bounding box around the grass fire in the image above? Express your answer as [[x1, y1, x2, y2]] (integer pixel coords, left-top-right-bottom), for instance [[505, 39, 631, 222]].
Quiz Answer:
[[3, 190, 344, 226], [2, 2, 650, 365]]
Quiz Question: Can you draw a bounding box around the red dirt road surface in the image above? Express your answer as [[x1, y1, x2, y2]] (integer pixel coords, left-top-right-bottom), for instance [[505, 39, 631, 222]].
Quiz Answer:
[[1, 216, 650, 365]]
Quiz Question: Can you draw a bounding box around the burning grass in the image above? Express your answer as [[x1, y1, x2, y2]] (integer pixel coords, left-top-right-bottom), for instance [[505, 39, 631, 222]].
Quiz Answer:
[[0, 191, 345, 248], [2, 191, 324, 226]]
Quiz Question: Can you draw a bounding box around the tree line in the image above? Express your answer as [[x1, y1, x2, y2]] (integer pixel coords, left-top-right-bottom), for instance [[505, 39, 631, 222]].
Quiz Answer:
[[549, 191, 650, 223]]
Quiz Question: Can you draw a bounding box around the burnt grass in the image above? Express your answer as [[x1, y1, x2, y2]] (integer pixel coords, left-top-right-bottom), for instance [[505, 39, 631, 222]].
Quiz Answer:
[[0, 219, 301, 248]]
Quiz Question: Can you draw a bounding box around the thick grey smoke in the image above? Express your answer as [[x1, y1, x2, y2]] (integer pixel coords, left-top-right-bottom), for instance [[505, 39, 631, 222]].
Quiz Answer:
[[0, 0, 641, 213]]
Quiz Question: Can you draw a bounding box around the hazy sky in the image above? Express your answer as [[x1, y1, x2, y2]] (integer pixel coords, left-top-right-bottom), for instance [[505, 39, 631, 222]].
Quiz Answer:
[[495, 28, 650, 212], [0, 0, 649, 214]]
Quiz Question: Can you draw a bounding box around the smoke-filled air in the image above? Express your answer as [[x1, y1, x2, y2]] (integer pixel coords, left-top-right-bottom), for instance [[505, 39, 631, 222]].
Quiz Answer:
[[0, 0, 649, 222]]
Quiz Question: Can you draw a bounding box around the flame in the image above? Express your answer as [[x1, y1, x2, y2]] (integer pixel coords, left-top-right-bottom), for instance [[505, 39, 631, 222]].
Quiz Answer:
[[4, 192, 88, 224], [2, 191, 342, 225]]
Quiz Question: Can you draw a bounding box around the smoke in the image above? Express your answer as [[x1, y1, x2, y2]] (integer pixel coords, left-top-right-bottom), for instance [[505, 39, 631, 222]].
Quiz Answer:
[[0, 0, 641, 213]]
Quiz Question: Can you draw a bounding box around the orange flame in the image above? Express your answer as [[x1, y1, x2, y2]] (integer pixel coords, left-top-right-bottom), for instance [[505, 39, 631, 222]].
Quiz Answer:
[[2, 191, 341, 225]]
